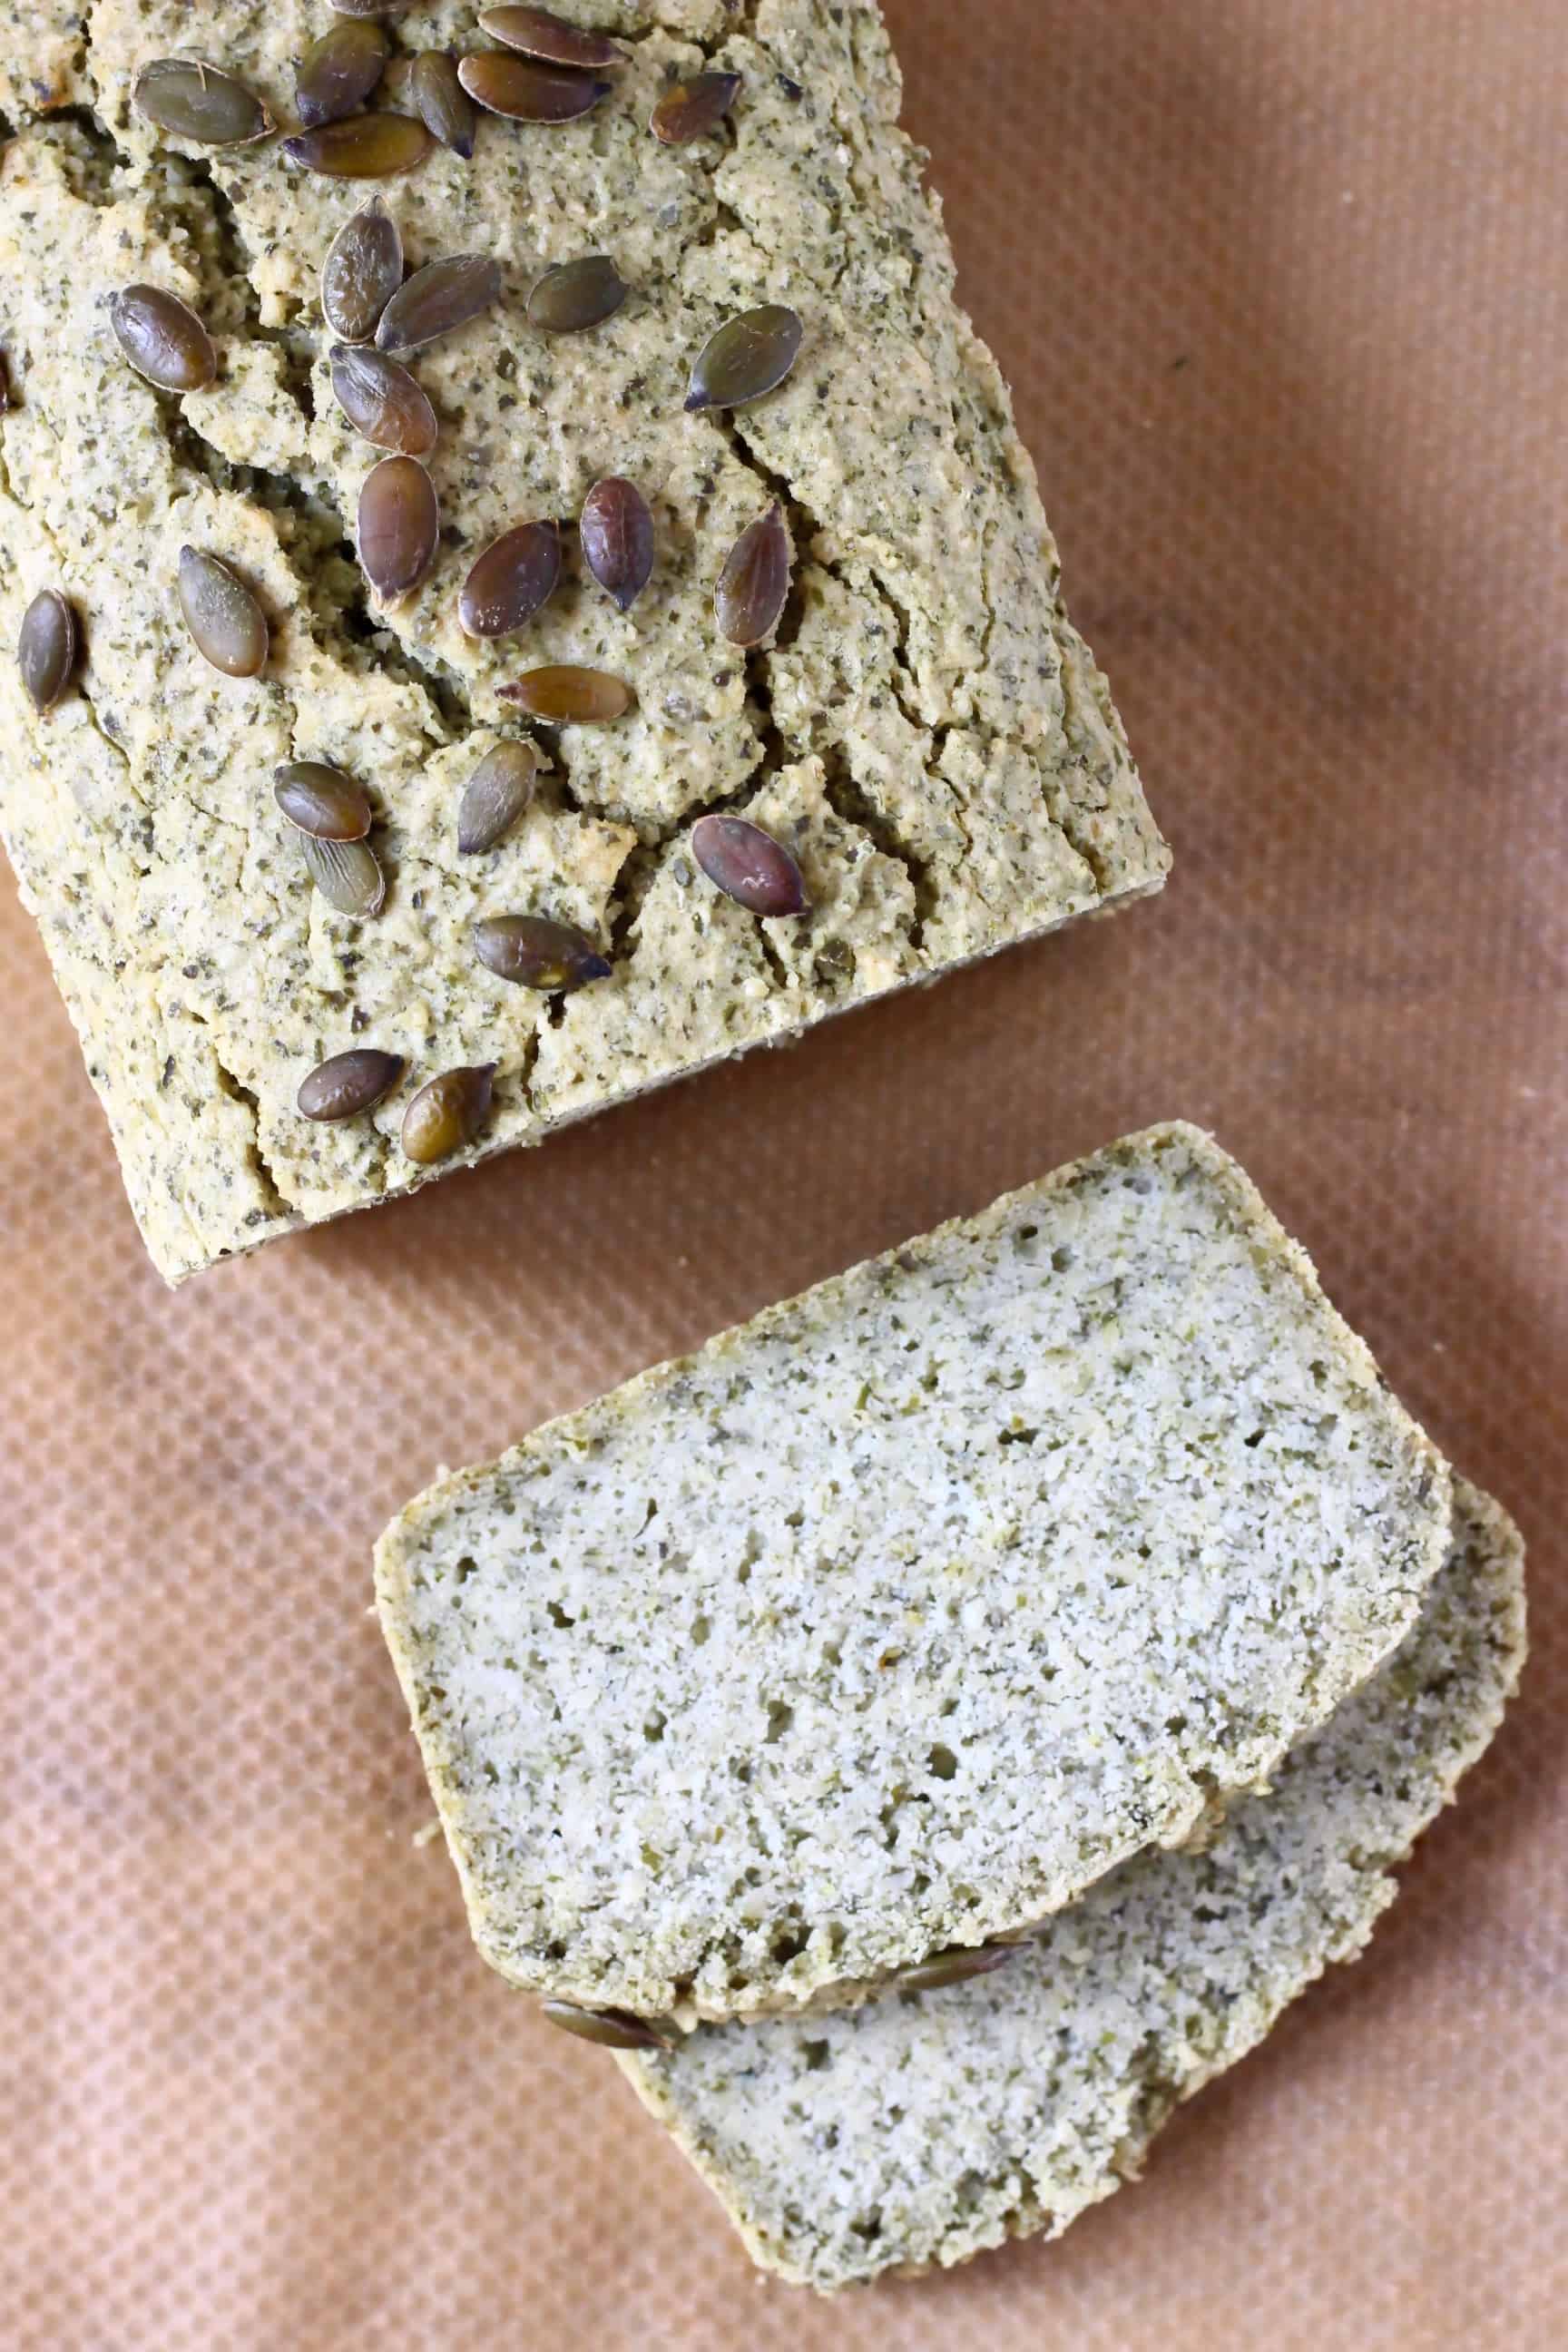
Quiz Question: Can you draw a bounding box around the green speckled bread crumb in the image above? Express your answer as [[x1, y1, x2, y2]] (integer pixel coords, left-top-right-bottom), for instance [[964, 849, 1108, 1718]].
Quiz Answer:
[[619, 1480, 1524, 2289], [376, 1123, 1451, 2023]]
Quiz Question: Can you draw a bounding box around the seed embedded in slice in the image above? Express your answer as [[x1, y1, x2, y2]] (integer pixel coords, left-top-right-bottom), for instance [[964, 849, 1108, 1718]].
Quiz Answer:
[[894, 1944, 1017, 1995], [716, 501, 791, 648], [109, 284, 216, 392], [477, 5, 626, 68], [296, 18, 388, 130], [458, 521, 562, 640], [321, 197, 405, 345], [297, 1047, 404, 1122], [525, 254, 627, 336], [691, 813, 808, 917], [685, 303, 803, 413], [358, 455, 439, 603], [329, 344, 438, 456], [579, 476, 654, 613], [457, 739, 543, 853], [302, 833, 387, 916], [18, 589, 79, 716], [474, 913, 612, 990], [499, 666, 632, 723], [177, 548, 269, 678], [400, 1063, 496, 1163], [409, 50, 478, 156], [274, 761, 372, 841], [651, 70, 742, 146], [376, 252, 502, 353], [457, 52, 612, 123], [283, 113, 433, 179], [538, 2001, 672, 2052], [132, 58, 273, 147]]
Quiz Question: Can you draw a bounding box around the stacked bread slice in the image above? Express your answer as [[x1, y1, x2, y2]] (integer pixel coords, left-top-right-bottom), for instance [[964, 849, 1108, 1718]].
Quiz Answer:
[[615, 1482, 1522, 2287], [376, 1124, 1524, 2289]]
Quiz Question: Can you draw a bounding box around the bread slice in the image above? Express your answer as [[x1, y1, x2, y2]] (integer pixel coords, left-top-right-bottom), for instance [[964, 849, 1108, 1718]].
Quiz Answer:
[[376, 1122, 1451, 2023], [618, 1481, 1525, 2290]]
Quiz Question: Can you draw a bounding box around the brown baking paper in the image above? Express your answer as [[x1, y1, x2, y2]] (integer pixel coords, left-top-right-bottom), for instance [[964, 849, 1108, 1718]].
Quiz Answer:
[[3, 2, 1565, 2344]]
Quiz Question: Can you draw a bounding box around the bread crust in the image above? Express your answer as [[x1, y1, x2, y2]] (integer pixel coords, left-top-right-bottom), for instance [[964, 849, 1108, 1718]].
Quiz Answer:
[[0, 2, 1167, 1279]]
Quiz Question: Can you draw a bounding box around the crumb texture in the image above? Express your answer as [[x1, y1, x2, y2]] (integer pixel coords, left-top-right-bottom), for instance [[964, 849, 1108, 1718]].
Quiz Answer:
[[622, 1481, 1525, 2290], [376, 1124, 1452, 2021], [0, 1, 1168, 1279]]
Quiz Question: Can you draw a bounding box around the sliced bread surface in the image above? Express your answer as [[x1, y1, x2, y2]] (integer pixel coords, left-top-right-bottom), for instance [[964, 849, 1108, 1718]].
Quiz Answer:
[[620, 1481, 1525, 2289], [375, 1122, 1451, 2022]]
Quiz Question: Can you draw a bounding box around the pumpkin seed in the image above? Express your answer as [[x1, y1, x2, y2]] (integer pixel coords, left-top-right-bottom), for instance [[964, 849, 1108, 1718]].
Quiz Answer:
[[401, 1063, 496, 1163], [716, 501, 791, 647], [0, 350, 9, 410], [331, 0, 407, 14], [109, 283, 216, 392], [409, 50, 478, 156], [539, 2002, 673, 2052], [283, 113, 432, 178], [458, 521, 561, 641], [651, 71, 741, 146], [478, 5, 625, 68], [457, 739, 543, 852], [358, 455, 438, 603], [684, 303, 803, 412], [895, 1944, 1017, 1994], [297, 1047, 404, 1122], [376, 252, 502, 352], [18, 589, 78, 715], [329, 344, 438, 456], [691, 814, 808, 917], [321, 197, 404, 344], [499, 666, 632, 723], [132, 58, 272, 146], [302, 833, 387, 916], [274, 761, 373, 841], [474, 914, 611, 990], [296, 19, 388, 130], [579, 476, 653, 613], [525, 253, 626, 336], [457, 52, 612, 122], [177, 548, 269, 678]]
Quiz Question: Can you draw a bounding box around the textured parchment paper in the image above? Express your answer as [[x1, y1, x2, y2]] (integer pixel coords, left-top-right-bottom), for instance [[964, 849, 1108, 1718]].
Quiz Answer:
[[3, 4, 1564, 2346]]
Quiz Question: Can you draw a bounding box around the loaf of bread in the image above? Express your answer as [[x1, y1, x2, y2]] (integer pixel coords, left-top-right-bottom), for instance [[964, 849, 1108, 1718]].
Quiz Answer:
[[0, 1, 1168, 1281], [618, 1480, 1525, 2290], [376, 1123, 1452, 2023]]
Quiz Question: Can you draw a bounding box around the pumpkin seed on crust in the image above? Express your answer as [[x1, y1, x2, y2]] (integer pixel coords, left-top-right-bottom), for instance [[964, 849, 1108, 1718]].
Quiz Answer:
[[297, 1047, 404, 1122], [283, 113, 433, 179], [18, 590, 78, 715], [652, 72, 741, 146], [109, 284, 216, 391], [132, 58, 272, 147], [477, 6, 626, 70], [457, 52, 612, 123], [685, 305, 803, 412], [401, 1064, 496, 1163]]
